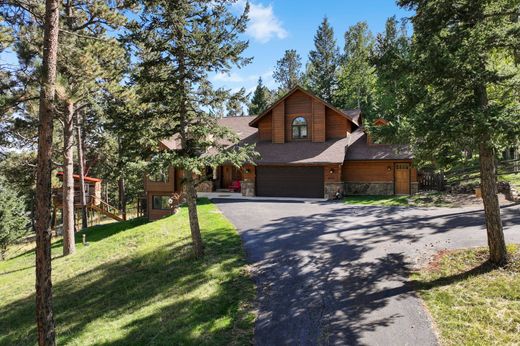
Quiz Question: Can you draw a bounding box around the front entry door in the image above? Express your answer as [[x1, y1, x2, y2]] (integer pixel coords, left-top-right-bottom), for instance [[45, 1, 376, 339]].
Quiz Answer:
[[222, 166, 233, 188], [395, 163, 410, 195]]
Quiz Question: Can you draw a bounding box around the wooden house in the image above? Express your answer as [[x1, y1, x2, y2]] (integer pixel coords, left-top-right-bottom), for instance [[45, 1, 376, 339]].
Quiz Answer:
[[143, 86, 418, 220]]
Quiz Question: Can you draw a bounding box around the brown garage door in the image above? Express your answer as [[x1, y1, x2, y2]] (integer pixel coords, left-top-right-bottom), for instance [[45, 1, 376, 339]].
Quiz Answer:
[[256, 166, 324, 198]]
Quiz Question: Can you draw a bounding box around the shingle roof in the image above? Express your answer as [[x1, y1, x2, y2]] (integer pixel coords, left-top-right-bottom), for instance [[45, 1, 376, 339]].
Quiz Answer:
[[344, 128, 413, 160], [217, 116, 257, 142], [159, 116, 413, 164], [159, 116, 256, 150], [254, 137, 350, 164]]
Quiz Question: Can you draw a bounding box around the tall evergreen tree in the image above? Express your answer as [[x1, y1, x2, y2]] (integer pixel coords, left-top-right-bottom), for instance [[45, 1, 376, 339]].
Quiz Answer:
[[248, 77, 271, 115], [56, 0, 128, 249], [35, 0, 60, 343], [226, 88, 248, 116], [0, 177, 29, 260], [273, 49, 302, 91], [335, 21, 376, 114], [306, 17, 340, 103], [130, 0, 257, 257], [399, 0, 520, 265], [370, 17, 413, 143]]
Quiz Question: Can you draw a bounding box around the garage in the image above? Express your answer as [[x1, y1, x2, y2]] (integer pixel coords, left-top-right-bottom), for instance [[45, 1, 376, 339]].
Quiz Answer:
[[256, 166, 324, 198]]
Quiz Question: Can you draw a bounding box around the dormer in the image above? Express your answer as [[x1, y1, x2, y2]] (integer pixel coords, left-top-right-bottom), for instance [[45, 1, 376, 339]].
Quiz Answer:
[[249, 86, 360, 143]]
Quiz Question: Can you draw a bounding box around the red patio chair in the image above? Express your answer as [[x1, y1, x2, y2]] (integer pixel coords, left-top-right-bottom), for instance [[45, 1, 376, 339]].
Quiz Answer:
[[228, 180, 241, 192]]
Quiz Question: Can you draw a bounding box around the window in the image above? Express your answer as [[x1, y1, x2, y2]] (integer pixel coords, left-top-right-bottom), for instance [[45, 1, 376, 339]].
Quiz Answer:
[[292, 117, 308, 139], [152, 195, 172, 210]]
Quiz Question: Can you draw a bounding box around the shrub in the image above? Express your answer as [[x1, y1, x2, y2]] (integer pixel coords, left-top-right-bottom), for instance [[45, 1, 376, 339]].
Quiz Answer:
[[0, 178, 29, 260]]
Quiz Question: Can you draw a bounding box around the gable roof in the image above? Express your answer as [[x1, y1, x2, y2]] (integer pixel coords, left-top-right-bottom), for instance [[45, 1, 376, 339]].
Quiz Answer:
[[248, 85, 360, 127]]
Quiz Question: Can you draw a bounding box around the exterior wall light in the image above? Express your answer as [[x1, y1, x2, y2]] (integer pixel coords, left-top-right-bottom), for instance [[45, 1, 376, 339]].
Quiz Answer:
[[329, 168, 334, 174], [387, 166, 392, 172]]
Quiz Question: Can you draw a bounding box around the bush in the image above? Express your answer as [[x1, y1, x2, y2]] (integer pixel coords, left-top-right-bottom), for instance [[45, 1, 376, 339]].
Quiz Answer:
[[0, 178, 29, 260]]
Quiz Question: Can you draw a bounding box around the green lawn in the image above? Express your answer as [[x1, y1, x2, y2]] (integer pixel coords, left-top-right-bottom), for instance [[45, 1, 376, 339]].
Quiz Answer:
[[413, 245, 520, 345], [0, 198, 255, 345], [343, 193, 453, 207]]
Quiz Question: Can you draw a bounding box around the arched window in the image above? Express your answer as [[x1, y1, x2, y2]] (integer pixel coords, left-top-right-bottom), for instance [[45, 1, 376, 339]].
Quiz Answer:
[[292, 117, 308, 139]]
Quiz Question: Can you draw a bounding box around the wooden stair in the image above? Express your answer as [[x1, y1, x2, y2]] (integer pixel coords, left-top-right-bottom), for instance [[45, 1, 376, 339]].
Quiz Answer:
[[89, 196, 125, 222]]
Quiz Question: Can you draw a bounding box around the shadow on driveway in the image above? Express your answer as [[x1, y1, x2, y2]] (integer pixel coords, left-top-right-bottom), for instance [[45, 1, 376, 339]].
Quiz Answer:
[[214, 199, 520, 345]]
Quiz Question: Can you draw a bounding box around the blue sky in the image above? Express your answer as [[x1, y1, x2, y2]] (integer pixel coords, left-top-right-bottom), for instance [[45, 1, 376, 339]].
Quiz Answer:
[[0, 1, 412, 95], [214, 0, 413, 94]]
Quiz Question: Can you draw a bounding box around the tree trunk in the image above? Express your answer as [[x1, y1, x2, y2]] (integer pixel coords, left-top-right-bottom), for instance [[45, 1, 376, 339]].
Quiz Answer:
[[479, 142, 508, 265], [75, 112, 88, 229], [62, 101, 76, 256], [35, 0, 59, 344], [185, 173, 204, 257], [475, 84, 508, 266], [117, 138, 127, 220], [118, 176, 126, 220]]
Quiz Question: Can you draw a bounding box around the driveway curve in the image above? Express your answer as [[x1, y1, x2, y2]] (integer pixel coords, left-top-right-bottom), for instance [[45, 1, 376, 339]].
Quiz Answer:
[[213, 199, 520, 346]]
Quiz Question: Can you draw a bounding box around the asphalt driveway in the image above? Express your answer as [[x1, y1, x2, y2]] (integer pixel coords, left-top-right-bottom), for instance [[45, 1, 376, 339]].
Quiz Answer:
[[213, 199, 520, 346]]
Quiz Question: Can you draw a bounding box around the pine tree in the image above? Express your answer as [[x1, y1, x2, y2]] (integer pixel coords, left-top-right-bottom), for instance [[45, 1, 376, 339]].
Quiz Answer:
[[370, 17, 413, 144], [306, 17, 340, 103], [273, 49, 302, 91], [57, 0, 128, 252], [226, 88, 248, 116], [399, 0, 520, 265], [35, 0, 60, 343], [249, 77, 271, 115], [335, 21, 376, 114], [130, 0, 258, 257], [0, 178, 29, 260]]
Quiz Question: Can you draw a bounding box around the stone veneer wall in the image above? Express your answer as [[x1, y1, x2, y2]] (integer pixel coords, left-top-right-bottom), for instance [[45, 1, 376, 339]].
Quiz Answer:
[[411, 182, 419, 194], [196, 181, 213, 193], [345, 182, 394, 195], [241, 180, 255, 197], [324, 182, 344, 199]]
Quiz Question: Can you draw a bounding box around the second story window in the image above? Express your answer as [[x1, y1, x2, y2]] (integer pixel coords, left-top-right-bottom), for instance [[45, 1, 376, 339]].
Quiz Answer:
[[292, 117, 308, 139]]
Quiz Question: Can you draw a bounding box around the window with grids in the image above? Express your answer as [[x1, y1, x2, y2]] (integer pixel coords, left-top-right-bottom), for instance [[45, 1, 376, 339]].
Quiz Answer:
[[292, 117, 308, 139]]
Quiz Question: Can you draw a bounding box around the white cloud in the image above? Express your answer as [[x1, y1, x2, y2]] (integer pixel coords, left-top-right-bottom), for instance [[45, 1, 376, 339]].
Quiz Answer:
[[213, 72, 245, 83], [213, 69, 274, 86], [235, 1, 288, 43]]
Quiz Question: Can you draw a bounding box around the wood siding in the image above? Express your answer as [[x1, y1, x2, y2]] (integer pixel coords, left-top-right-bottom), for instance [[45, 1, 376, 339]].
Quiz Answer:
[[342, 160, 417, 183], [342, 161, 394, 182], [324, 164, 342, 182], [312, 100, 326, 142], [272, 102, 285, 143], [144, 166, 175, 192], [285, 90, 312, 115], [258, 112, 272, 141], [326, 108, 350, 139]]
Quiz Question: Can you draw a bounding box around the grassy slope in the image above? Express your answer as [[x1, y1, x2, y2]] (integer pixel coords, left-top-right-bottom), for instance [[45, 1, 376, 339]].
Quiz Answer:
[[413, 245, 520, 345], [0, 199, 254, 346]]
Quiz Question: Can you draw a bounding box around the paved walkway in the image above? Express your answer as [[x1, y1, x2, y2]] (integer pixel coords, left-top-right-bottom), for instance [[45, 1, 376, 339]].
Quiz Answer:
[[213, 199, 520, 346]]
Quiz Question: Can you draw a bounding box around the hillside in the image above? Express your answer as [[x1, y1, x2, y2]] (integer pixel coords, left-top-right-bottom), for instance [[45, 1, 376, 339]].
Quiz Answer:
[[0, 199, 254, 345]]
